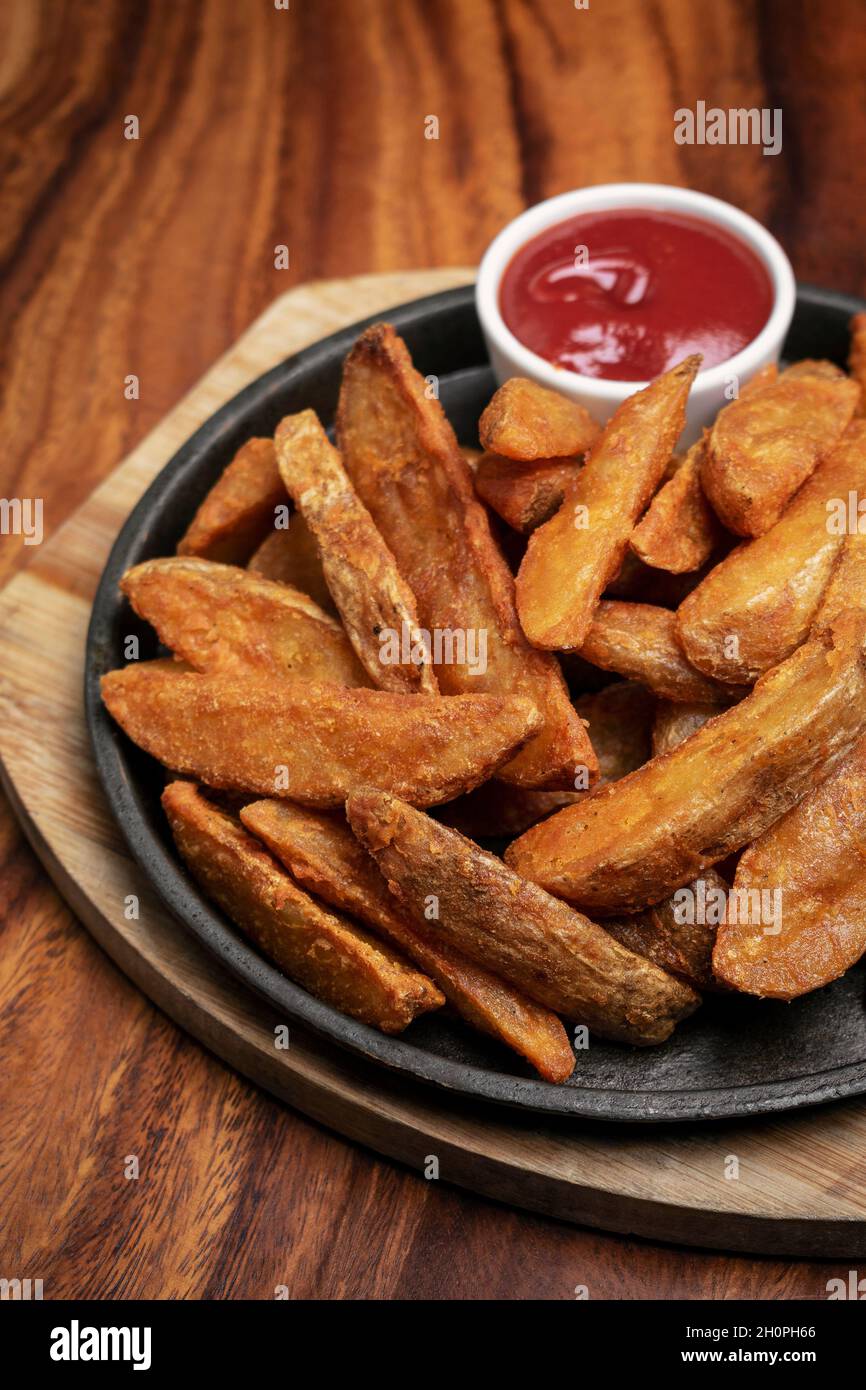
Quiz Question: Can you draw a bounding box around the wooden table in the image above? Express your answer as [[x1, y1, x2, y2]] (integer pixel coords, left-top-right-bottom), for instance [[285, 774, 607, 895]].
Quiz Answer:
[[1, 0, 864, 1300]]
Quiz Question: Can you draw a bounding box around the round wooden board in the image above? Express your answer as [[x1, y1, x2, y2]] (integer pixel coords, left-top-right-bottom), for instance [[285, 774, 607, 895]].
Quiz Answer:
[[2, 269, 866, 1259]]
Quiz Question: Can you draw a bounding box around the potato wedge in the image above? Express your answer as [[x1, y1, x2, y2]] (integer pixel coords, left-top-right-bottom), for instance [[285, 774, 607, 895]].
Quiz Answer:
[[337, 323, 596, 790], [849, 313, 866, 417], [177, 438, 285, 564], [812, 529, 866, 630], [506, 615, 866, 914], [247, 517, 336, 615], [275, 409, 437, 695], [162, 781, 442, 1032], [240, 799, 574, 1081], [713, 734, 866, 1000], [578, 601, 745, 703], [120, 557, 369, 686], [102, 667, 542, 808], [652, 699, 718, 756], [605, 548, 710, 607], [677, 420, 866, 683], [346, 790, 699, 1044], [478, 378, 600, 461], [604, 868, 727, 993], [474, 454, 582, 533], [515, 356, 700, 650], [702, 361, 859, 537], [629, 438, 723, 573]]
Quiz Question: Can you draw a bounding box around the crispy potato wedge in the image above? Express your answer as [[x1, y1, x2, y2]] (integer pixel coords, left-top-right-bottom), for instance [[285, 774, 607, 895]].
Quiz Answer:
[[652, 699, 719, 756], [346, 790, 699, 1044], [677, 421, 866, 682], [247, 517, 336, 615], [240, 799, 574, 1081], [577, 601, 744, 703], [120, 556, 369, 686], [515, 356, 700, 650], [849, 313, 866, 417], [336, 323, 596, 790], [162, 781, 442, 1031], [713, 734, 866, 999], [702, 361, 859, 537], [478, 378, 600, 461], [812, 529, 866, 630], [177, 438, 285, 564], [474, 454, 582, 533], [275, 409, 437, 695], [102, 667, 542, 807], [506, 615, 866, 914], [630, 437, 723, 573], [604, 868, 728, 993]]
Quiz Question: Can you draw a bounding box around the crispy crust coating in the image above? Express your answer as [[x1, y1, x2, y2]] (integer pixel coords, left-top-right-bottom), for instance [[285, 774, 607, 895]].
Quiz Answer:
[[275, 409, 438, 694], [240, 799, 574, 1081], [478, 378, 600, 461], [630, 438, 723, 573], [506, 616, 866, 914], [120, 556, 369, 685], [474, 454, 582, 533], [247, 516, 336, 615], [162, 782, 443, 1032], [177, 438, 285, 564], [515, 356, 700, 650], [346, 790, 699, 1045], [102, 667, 542, 808], [702, 361, 859, 537], [714, 735, 866, 999], [577, 601, 745, 703], [336, 323, 596, 790], [677, 420, 866, 683]]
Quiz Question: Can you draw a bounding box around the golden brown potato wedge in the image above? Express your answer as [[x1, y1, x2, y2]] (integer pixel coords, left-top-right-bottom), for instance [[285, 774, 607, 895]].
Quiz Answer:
[[578, 601, 745, 703], [849, 313, 866, 417], [163, 781, 443, 1031], [474, 454, 582, 533], [275, 409, 437, 695], [677, 421, 866, 683], [651, 699, 719, 756], [713, 734, 866, 1000], [177, 438, 285, 564], [240, 799, 574, 1081], [346, 790, 699, 1044], [102, 667, 542, 808], [629, 438, 723, 573], [604, 868, 728, 993], [337, 323, 596, 790], [702, 361, 859, 537], [812, 529, 866, 630], [247, 517, 336, 615], [506, 615, 866, 914], [120, 557, 369, 686], [478, 378, 600, 461], [515, 356, 700, 650]]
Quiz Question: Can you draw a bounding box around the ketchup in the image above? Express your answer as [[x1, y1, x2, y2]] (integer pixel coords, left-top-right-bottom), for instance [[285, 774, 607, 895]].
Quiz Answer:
[[499, 208, 773, 381]]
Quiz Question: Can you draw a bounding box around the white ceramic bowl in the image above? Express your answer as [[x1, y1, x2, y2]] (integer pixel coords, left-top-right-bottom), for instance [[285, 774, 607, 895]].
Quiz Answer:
[[476, 183, 796, 445]]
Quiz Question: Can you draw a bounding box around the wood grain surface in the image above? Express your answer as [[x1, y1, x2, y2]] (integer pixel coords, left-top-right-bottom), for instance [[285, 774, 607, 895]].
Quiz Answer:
[[2, 0, 866, 1300]]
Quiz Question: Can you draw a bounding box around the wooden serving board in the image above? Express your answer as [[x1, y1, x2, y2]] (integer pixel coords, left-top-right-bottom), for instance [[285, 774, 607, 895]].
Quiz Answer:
[[2, 268, 866, 1258]]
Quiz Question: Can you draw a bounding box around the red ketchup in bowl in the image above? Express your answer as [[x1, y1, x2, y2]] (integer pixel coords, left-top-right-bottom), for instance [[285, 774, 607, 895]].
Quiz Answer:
[[499, 208, 773, 382]]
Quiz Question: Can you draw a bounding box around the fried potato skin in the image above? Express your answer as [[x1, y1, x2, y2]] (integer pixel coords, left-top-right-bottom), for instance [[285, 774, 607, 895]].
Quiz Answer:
[[275, 409, 438, 695], [162, 782, 443, 1032], [630, 438, 723, 573], [651, 699, 719, 756], [177, 439, 285, 564], [240, 799, 574, 1081], [478, 378, 600, 461], [578, 601, 744, 703], [247, 517, 336, 615], [336, 323, 596, 790], [346, 790, 699, 1044], [677, 421, 866, 683], [120, 556, 370, 686], [474, 454, 582, 533], [713, 734, 866, 999], [605, 869, 728, 993], [702, 361, 859, 537], [812, 529, 866, 631], [849, 313, 866, 417], [506, 616, 866, 914], [102, 667, 542, 807], [515, 356, 700, 650]]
